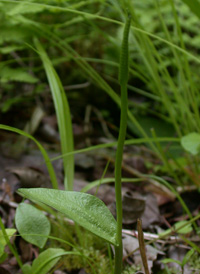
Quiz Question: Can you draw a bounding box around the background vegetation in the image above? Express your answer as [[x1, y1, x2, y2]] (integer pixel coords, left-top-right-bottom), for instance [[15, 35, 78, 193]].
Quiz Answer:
[[0, 0, 200, 273]]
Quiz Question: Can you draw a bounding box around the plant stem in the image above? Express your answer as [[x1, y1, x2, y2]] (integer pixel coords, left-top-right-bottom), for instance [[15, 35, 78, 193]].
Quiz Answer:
[[114, 15, 131, 274], [114, 86, 127, 274], [0, 217, 23, 269]]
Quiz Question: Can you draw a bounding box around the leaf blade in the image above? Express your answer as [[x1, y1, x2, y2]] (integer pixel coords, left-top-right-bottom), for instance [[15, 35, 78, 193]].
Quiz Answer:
[[34, 38, 74, 191], [0, 124, 58, 189], [181, 132, 200, 155], [17, 188, 118, 246], [32, 248, 65, 274], [15, 203, 51, 248]]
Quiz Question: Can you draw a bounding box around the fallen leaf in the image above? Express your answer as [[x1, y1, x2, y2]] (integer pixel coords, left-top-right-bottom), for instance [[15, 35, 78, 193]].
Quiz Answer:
[[123, 235, 164, 272], [141, 193, 162, 229], [8, 167, 51, 189], [122, 191, 146, 224]]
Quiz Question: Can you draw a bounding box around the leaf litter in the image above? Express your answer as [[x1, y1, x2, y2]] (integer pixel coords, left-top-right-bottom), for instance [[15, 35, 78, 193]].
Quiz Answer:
[[0, 136, 199, 273]]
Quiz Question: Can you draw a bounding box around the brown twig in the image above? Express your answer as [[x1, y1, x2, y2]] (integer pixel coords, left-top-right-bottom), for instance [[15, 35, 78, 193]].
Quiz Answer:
[[137, 219, 150, 274]]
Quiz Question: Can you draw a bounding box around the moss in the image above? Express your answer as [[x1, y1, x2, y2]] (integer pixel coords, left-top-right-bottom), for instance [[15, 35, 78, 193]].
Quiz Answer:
[[122, 264, 142, 274], [48, 218, 112, 273]]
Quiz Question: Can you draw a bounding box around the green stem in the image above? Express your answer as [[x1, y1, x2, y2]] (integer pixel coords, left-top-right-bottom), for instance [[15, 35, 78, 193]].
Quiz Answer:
[[114, 15, 131, 274], [114, 242, 123, 274], [0, 217, 23, 269], [114, 86, 128, 274]]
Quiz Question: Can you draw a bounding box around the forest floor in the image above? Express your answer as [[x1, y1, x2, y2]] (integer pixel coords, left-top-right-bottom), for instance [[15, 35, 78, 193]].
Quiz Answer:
[[0, 105, 200, 274]]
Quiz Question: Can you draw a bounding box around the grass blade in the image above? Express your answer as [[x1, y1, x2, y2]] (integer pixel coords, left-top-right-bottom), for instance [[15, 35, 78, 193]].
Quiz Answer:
[[34, 38, 74, 191], [0, 124, 58, 189]]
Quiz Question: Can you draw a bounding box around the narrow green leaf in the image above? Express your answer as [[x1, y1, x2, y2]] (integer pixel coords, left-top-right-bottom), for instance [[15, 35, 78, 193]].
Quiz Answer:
[[81, 178, 142, 193], [161, 258, 182, 266], [181, 0, 200, 19], [31, 248, 65, 274], [15, 203, 50, 248], [182, 248, 195, 266], [21, 250, 79, 274], [181, 132, 200, 155], [8, 1, 46, 16], [0, 124, 58, 189], [0, 66, 38, 84], [17, 188, 118, 246], [34, 38, 74, 191]]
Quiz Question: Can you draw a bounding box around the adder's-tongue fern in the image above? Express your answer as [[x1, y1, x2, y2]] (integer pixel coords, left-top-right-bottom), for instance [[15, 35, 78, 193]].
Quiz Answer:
[[114, 15, 131, 274]]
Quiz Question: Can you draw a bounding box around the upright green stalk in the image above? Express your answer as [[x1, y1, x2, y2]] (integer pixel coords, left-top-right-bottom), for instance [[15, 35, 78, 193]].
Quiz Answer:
[[0, 217, 23, 269], [114, 15, 131, 274]]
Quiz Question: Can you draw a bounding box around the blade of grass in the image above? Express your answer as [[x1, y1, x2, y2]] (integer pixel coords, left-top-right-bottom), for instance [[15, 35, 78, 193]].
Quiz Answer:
[[34, 38, 74, 191], [94, 160, 110, 196], [180, 235, 200, 254], [7, 4, 200, 151], [145, 174, 198, 231], [0, 124, 58, 189], [81, 177, 143, 193], [17, 15, 156, 153], [0, 217, 23, 269], [14, 232, 99, 273], [150, 128, 182, 186], [169, 0, 200, 131], [154, 0, 197, 134], [49, 136, 180, 163], [128, 5, 182, 136]]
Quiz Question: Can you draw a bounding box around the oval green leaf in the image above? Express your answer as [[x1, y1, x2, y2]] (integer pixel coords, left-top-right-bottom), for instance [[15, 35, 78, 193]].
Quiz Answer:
[[181, 132, 200, 155], [159, 220, 193, 238], [17, 188, 118, 246], [15, 203, 50, 248]]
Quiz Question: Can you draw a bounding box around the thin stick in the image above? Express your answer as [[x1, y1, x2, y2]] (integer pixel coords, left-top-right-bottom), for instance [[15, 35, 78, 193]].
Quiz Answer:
[[137, 219, 150, 274]]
